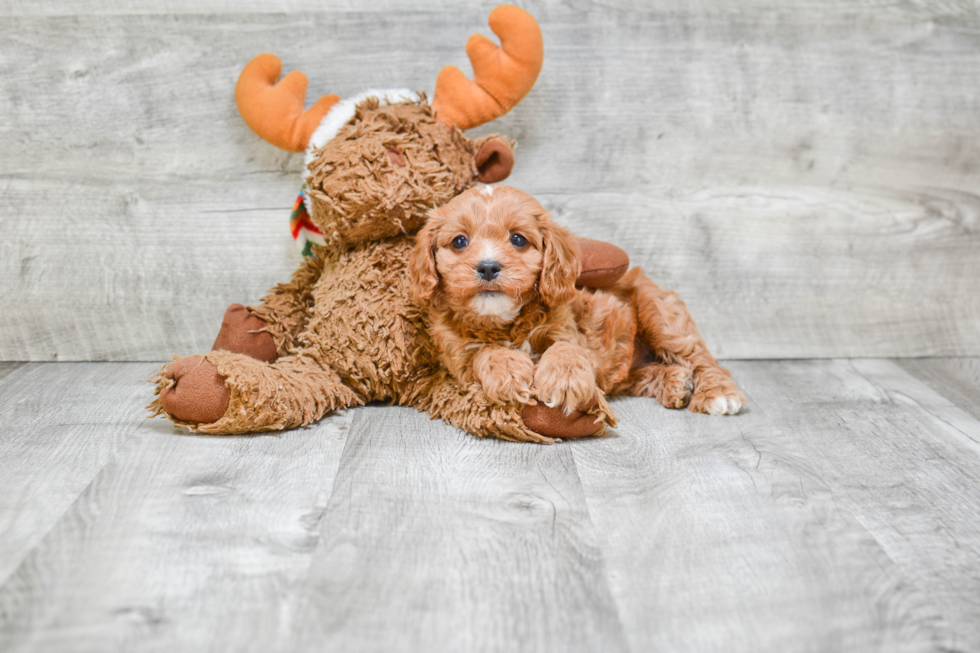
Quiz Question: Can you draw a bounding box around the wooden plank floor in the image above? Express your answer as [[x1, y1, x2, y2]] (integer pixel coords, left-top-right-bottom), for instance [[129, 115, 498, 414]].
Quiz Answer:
[[0, 359, 978, 652]]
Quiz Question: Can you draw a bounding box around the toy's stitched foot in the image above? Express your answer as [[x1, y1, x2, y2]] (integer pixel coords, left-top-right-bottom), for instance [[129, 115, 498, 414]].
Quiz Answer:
[[522, 397, 605, 439], [158, 356, 230, 424], [212, 303, 278, 363]]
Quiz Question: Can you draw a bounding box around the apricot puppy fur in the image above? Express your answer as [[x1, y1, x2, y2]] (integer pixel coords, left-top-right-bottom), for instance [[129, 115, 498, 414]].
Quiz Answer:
[[410, 185, 607, 418], [410, 185, 747, 427]]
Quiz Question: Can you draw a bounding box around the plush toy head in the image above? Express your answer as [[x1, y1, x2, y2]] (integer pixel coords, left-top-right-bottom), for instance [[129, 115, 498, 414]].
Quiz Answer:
[[303, 98, 514, 246], [234, 5, 542, 247]]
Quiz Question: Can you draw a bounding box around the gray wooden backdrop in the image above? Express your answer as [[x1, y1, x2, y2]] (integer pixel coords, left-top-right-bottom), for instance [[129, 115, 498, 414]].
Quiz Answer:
[[2, 0, 978, 361]]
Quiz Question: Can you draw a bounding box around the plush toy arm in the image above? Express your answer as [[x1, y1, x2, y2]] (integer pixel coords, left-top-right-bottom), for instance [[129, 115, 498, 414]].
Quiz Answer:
[[418, 370, 612, 444], [576, 238, 630, 288]]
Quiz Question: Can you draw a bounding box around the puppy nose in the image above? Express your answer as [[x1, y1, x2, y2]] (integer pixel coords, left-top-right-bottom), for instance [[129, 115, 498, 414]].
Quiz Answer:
[[476, 260, 502, 281]]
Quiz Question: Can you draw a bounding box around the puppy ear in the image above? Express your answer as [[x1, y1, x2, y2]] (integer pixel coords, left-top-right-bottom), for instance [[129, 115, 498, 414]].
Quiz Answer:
[[538, 211, 581, 308], [409, 209, 443, 305]]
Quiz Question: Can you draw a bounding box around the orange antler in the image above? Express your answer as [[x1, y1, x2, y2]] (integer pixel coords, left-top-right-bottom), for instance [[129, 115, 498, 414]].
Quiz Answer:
[[432, 5, 544, 131], [235, 54, 341, 152]]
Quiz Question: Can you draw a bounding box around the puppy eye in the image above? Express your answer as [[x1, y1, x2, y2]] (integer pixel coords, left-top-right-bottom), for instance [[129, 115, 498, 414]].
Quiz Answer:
[[510, 233, 528, 248], [451, 235, 469, 250]]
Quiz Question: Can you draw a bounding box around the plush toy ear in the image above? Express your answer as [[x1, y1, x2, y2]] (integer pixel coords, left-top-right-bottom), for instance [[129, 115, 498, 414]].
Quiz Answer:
[[409, 210, 444, 305], [475, 136, 515, 183], [537, 211, 581, 308]]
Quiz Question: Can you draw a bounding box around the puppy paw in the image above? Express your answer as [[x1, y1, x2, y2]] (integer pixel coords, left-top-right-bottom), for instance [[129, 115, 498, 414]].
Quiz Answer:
[[630, 363, 694, 409], [533, 342, 599, 415], [688, 376, 745, 416], [476, 348, 535, 404]]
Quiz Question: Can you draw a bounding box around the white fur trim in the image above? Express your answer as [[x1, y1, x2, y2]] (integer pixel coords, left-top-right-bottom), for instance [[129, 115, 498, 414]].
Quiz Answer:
[[302, 88, 419, 214], [304, 88, 419, 169]]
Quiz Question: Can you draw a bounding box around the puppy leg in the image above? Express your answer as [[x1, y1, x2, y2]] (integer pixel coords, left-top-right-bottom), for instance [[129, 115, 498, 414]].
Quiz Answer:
[[472, 346, 536, 405], [533, 342, 603, 416], [575, 289, 637, 392], [622, 269, 745, 415], [626, 360, 694, 409]]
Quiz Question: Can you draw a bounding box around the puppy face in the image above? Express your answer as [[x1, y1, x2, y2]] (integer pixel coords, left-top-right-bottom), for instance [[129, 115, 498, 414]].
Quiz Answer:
[[410, 186, 580, 322]]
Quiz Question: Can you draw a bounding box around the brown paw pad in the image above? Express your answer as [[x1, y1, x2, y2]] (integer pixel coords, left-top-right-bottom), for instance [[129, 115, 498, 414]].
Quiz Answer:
[[522, 397, 604, 439], [212, 304, 278, 363], [159, 356, 231, 424]]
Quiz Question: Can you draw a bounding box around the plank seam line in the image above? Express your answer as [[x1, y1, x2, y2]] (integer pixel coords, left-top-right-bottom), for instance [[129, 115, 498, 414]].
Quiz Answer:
[[565, 442, 636, 653]]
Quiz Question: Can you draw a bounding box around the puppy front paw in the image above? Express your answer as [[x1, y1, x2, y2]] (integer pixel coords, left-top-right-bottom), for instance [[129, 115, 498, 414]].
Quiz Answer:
[[475, 348, 536, 404], [533, 342, 600, 415]]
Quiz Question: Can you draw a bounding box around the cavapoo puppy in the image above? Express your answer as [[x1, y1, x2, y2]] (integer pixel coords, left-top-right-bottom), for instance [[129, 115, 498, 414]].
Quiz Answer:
[[409, 185, 744, 432]]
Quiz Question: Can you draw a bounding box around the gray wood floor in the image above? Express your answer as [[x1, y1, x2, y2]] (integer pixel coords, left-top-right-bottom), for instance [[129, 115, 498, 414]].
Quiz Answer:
[[1, 359, 978, 652]]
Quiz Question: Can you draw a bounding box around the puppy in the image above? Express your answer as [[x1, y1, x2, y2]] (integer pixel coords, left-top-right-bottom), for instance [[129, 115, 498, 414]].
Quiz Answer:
[[410, 185, 746, 434], [409, 185, 610, 417]]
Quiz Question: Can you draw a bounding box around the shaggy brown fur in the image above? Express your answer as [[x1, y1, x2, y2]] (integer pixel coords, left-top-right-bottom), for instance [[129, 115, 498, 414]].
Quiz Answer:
[[410, 186, 746, 420], [306, 98, 494, 247], [149, 99, 606, 443]]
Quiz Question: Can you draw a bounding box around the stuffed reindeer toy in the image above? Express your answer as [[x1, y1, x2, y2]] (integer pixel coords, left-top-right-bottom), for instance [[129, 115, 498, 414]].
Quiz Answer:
[[150, 5, 743, 442], [151, 6, 636, 442]]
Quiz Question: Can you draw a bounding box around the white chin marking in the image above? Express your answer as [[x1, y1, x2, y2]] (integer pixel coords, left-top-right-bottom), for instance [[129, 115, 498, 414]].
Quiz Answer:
[[480, 185, 495, 197], [470, 292, 518, 321]]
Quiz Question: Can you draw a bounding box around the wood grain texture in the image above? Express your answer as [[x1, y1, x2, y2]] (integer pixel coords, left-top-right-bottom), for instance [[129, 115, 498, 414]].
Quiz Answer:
[[0, 410, 354, 653], [1, 3, 980, 360], [0, 362, 156, 586], [292, 405, 628, 653], [726, 359, 980, 651], [540, 187, 980, 359], [1, 360, 979, 649], [894, 357, 980, 421], [570, 396, 945, 652]]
